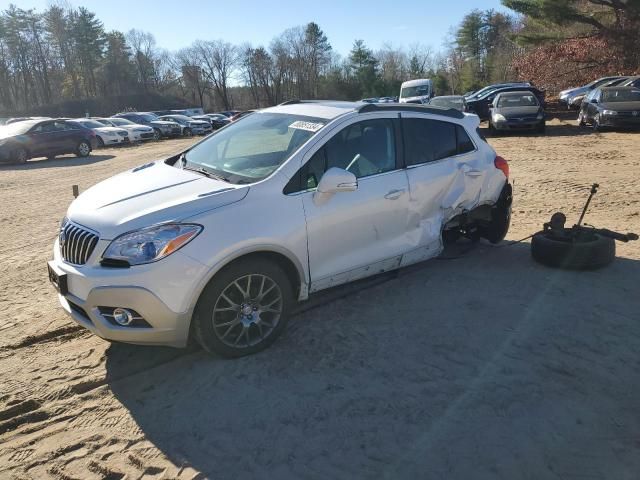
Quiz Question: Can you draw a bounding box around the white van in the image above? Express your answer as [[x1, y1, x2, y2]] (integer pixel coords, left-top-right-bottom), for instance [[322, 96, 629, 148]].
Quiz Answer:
[[399, 79, 433, 103]]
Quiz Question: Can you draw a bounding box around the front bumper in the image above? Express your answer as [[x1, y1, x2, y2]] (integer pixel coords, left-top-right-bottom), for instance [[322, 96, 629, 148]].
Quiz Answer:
[[599, 115, 640, 128], [49, 239, 209, 347], [102, 136, 128, 145], [493, 119, 543, 131]]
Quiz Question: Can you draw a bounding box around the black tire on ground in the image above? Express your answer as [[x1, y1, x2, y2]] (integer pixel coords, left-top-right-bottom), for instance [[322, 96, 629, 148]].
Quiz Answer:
[[13, 147, 28, 164], [76, 141, 91, 157], [153, 128, 161, 141], [183, 128, 192, 137], [481, 183, 512, 244], [537, 121, 546, 134], [531, 232, 615, 270], [192, 257, 294, 358], [593, 114, 602, 132], [577, 112, 586, 127]]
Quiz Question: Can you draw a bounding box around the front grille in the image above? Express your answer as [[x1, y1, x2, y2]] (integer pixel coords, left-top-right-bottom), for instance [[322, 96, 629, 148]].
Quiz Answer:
[[140, 132, 154, 138], [60, 222, 99, 265], [616, 111, 640, 117]]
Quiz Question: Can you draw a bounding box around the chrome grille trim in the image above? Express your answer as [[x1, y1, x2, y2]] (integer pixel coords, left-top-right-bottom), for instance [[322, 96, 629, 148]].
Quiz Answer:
[[60, 221, 99, 265]]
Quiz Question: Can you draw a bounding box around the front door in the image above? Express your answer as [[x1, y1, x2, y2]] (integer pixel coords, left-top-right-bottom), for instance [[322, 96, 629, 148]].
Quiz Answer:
[[296, 116, 412, 292]]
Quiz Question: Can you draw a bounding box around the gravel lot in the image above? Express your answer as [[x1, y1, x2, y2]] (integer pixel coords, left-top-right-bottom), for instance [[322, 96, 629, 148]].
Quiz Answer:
[[1, 116, 639, 480]]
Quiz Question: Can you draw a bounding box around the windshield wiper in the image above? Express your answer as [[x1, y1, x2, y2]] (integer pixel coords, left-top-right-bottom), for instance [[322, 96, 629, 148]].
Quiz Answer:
[[182, 162, 230, 183]]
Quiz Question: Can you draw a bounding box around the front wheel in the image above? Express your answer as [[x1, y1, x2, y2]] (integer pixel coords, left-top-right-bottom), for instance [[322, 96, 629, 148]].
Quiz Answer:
[[577, 111, 586, 127], [537, 121, 546, 134], [76, 141, 91, 157], [183, 128, 192, 137], [192, 258, 293, 357], [152, 128, 161, 141], [593, 114, 602, 132], [13, 147, 28, 164]]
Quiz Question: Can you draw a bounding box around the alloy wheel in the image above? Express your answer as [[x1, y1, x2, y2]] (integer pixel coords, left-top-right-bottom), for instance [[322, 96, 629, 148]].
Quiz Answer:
[[211, 274, 283, 348], [78, 142, 90, 157]]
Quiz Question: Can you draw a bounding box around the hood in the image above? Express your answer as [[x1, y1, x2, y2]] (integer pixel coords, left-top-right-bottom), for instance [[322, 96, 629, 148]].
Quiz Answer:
[[94, 126, 126, 134], [494, 106, 541, 117], [189, 120, 209, 126], [600, 101, 640, 111], [67, 161, 249, 239]]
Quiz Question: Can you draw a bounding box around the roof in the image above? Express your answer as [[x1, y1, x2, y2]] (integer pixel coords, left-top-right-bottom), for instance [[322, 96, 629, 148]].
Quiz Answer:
[[599, 86, 639, 91], [401, 79, 432, 87], [264, 101, 362, 120], [494, 90, 538, 96]]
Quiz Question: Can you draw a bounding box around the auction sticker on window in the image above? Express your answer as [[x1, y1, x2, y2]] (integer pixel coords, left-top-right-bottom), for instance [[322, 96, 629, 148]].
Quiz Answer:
[[289, 120, 324, 132]]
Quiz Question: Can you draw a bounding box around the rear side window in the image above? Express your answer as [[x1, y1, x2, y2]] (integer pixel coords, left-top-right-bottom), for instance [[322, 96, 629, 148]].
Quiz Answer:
[[403, 118, 457, 166], [456, 125, 475, 154]]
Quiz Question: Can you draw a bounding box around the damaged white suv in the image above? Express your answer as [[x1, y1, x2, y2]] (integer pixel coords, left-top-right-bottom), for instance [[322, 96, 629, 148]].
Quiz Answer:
[[48, 101, 511, 357]]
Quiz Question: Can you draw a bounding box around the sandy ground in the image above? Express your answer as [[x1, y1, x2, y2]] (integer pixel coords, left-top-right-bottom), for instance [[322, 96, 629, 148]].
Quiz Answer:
[[0, 115, 639, 480]]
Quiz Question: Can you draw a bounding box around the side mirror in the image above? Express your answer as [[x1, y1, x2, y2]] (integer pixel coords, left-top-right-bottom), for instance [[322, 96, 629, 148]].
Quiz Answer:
[[316, 167, 357, 194]]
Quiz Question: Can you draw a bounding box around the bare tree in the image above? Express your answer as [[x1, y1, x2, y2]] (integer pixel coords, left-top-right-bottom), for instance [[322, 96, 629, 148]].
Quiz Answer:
[[193, 40, 239, 109]]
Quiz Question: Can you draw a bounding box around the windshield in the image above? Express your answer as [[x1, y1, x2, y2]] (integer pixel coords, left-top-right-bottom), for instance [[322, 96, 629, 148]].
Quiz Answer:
[[164, 115, 191, 124], [183, 112, 326, 184], [401, 85, 430, 98], [601, 89, 640, 102], [430, 97, 464, 109], [0, 121, 37, 137], [139, 113, 158, 122], [109, 118, 134, 126], [74, 119, 104, 128], [497, 94, 539, 107]]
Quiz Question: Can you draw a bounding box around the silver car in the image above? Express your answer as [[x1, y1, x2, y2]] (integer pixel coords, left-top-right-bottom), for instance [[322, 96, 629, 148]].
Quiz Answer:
[[47, 101, 512, 357]]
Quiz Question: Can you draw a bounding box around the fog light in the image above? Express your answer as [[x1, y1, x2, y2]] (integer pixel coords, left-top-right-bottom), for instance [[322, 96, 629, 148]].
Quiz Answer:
[[112, 307, 134, 326]]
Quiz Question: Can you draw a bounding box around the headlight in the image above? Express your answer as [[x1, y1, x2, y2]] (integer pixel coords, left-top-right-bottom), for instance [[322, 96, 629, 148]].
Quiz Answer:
[[102, 224, 202, 266], [602, 110, 618, 115], [492, 113, 506, 122]]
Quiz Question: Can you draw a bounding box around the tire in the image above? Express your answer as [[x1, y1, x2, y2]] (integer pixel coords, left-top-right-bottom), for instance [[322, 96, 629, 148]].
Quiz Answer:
[[76, 141, 91, 158], [481, 183, 512, 244], [13, 147, 28, 164], [531, 232, 615, 270], [537, 121, 546, 134], [593, 114, 602, 132], [96, 136, 105, 148], [183, 128, 192, 137], [488, 122, 497, 135], [192, 258, 294, 357], [577, 112, 586, 127], [152, 128, 161, 141]]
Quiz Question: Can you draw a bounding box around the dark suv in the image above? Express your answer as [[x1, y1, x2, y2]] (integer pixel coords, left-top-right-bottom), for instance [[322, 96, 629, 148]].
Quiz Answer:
[[0, 119, 97, 164], [113, 112, 181, 139]]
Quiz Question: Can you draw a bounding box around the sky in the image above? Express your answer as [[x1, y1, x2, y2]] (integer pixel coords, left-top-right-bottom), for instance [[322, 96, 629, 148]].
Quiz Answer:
[[3, 0, 510, 55]]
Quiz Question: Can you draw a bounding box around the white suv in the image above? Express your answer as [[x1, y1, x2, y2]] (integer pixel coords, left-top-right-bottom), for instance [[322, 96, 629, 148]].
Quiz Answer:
[[48, 101, 512, 357]]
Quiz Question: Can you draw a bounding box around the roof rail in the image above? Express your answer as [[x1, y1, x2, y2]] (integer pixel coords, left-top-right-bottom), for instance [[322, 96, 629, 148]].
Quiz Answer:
[[357, 103, 465, 119]]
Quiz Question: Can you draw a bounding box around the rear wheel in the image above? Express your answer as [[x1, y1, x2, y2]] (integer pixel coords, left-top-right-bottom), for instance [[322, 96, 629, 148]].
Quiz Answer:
[[193, 258, 293, 357], [481, 183, 512, 243], [76, 141, 91, 157], [183, 128, 192, 137], [13, 147, 28, 164], [531, 232, 615, 270], [537, 121, 546, 134], [593, 114, 603, 132]]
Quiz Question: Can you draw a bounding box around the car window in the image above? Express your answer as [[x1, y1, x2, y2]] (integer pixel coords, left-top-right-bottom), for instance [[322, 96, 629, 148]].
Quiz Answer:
[[456, 126, 475, 154], [403, 118, 457, 166], [283, 119, 397, 194], [32, 122, 56, 133]]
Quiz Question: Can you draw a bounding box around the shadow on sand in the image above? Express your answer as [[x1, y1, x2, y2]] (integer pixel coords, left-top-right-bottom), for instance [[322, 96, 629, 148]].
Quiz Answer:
[[106, 241, 640, 479]]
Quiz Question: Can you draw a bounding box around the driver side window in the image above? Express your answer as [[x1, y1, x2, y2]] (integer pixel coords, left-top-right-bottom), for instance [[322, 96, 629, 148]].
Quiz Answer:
[[285, 119, 397, 193]]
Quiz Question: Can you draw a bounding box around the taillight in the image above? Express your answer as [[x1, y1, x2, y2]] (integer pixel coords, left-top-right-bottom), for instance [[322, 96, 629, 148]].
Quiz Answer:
[[494, 155, 509, 178]]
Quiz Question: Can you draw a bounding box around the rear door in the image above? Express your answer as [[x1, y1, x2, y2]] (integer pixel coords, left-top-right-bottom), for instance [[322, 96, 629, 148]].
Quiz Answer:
[[400, 114, 481, 266], [28, 121, 62, 156]]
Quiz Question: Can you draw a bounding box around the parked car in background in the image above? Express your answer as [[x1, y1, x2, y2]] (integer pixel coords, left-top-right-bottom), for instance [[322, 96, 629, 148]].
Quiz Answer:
[[466, 86, 545, 120], [428, 95, 467, 112], [70, 119, 129, 147], [113, 112, 181, 139], [578, 86, 640, 131], [94, 118, 155, 142], [48, 100, 511, 356], [566, 77, 630, 109], [230, 110, 256, 122], [0, 118, 95, 163], [5, 116, 50, 125], [559, 76, 625, 108], [159, 115, 212, 136], [377, 97, 396, 103], [204, 113, 231, 129], [360, 98, 379, 103], [489, 91, 545, 134], [399, 79, 433, 103], [464, 82, 531, 101]]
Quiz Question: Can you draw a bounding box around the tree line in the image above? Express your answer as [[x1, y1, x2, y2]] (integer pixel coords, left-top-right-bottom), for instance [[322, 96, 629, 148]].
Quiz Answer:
[[0, 1, 638, 116]]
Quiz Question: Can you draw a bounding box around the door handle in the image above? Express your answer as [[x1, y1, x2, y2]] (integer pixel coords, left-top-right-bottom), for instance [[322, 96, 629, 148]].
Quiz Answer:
[[384, 189, 405, 200], [465, 170, 483, 177]]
